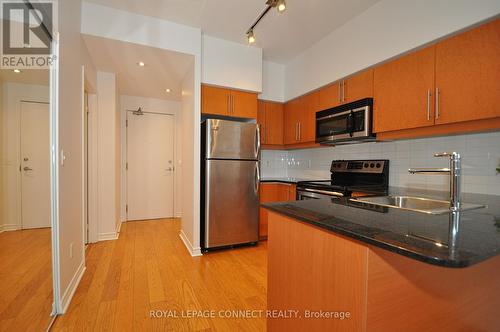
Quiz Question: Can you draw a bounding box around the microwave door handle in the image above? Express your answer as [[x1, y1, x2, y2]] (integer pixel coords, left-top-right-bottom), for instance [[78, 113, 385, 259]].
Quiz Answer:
[[347, 112, 354, 137]]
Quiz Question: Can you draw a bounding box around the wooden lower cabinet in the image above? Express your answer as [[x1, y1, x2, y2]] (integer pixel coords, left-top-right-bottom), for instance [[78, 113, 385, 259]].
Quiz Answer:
[[267, 211, 500, 332], [259, 183, 296, 240]]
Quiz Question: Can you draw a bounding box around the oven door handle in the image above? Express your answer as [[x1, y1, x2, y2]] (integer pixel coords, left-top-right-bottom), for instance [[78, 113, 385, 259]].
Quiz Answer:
[[302, 188, 345, 197]]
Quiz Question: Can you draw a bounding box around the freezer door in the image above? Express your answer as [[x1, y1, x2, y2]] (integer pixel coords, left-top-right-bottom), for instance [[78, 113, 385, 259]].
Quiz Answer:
[[204, 160, 260, 248], [205, 119, 260, 160]]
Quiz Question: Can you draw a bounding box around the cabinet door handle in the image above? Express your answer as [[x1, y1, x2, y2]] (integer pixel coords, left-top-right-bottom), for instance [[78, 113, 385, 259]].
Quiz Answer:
[[435, 87, 440, 120], [227, 95, 231, 114], [427, 89, 432, 121], [342, 80, 346, 103], [295, 123, 298, 141], [298, 122, 301, 141], [232, 95, 235, 114], [338, 82, 342, 103]]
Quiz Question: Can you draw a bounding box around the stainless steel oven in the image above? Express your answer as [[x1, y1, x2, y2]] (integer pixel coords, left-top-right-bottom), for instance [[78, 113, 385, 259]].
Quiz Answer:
[[296, 188, 345, 200], [316, 98, 374, 145]]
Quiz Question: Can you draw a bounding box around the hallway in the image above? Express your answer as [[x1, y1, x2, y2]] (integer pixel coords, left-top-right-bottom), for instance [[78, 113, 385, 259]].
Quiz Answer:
[[52, 220, 267, 331]]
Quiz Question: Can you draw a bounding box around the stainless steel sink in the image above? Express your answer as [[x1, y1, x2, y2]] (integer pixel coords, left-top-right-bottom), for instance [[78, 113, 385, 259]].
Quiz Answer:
[[350, 196, 485, 215]]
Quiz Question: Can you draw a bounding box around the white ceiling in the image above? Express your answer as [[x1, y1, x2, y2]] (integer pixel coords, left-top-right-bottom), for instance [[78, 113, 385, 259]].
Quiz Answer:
[[84, 0, 381, 64], [82, 34, 193, 101], [0, 69, 49, 85]]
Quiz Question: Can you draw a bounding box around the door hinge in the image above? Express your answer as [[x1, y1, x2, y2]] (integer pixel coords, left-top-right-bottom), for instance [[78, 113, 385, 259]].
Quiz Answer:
[[126, 205, 128, 213], [126, 119, 128, 127], [126, 162, 128, 170]]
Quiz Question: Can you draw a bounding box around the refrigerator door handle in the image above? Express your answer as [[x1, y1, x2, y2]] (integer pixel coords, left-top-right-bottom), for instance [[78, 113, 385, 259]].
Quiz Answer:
[[255, 163, 260, 195], [255, 125, 261, 157]]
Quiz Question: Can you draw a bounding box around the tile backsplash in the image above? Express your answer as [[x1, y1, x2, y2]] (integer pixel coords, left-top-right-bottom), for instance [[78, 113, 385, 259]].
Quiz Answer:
[[261, 132, 500, 195]]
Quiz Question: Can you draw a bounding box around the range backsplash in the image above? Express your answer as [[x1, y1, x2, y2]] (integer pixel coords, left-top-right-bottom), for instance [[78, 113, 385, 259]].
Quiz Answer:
[[261, 131, 500, 195]]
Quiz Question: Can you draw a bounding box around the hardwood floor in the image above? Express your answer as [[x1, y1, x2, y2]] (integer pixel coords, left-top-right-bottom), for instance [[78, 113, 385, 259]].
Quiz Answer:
[[52, 219, 267, 332], [0, 228, 53, 332]]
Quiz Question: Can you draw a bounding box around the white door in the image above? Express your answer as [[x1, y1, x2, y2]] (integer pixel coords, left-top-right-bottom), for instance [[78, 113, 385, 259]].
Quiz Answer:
[[20, 101, 51, 229], [127, 112, 174, 221]]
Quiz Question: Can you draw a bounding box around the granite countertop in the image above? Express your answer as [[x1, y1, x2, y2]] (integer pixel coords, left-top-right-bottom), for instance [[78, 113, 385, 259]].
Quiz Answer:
[[260, 177, 319, 184], [262, 187, 500, 268]]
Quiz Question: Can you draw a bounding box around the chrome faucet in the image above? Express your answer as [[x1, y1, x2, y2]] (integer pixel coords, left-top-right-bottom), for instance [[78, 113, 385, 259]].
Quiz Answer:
[[408, 152, 461, 211]]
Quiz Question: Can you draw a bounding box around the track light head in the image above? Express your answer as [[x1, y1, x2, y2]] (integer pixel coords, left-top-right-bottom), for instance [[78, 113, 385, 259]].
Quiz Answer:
[[247, 29, 256, 44], [277, 0, 286, 12], [266, 0, 286, 12]]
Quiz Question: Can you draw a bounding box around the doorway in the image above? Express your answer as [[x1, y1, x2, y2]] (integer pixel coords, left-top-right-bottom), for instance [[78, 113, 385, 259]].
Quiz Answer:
[[20, 101, 51, 229], [126, 111, 175, 221]]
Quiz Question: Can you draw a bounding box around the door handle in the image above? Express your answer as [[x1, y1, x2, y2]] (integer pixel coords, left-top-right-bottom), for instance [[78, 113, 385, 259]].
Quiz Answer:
[[435, 87, 440, 120], [23, 166, 33, 171], [427, 89, 432, 121], [166, 167, 173, 171], [342, 80, 346, 103]]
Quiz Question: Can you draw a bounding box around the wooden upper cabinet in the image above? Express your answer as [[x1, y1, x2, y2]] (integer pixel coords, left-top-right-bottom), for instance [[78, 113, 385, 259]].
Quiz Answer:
[[284, 98, 301, 144], [300, 92, 319, 142], [318, 82, 341, 111], [202, 85, 230, 116], [344, 69, 374, 103], [258, 100, 284, 146], [265, 102, 284, 145], [257, 100, 266, 143], [373, 46, 436, 133], [201, 85, 257, 119], [435, 18, 500, 125], [232, 90, 257, 119]]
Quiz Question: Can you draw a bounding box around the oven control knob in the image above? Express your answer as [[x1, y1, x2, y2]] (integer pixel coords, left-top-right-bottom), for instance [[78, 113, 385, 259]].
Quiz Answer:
[[364, 163, 369, 168], [376, 163, 381, 168], [370, 163, 375, 168]]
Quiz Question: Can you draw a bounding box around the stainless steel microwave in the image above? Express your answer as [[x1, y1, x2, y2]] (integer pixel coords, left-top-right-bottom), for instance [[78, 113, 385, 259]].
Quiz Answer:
[[316, 98, 374, 145]]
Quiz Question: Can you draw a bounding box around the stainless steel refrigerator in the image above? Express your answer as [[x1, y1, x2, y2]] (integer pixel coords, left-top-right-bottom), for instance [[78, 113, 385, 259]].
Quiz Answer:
[[201, 119, 260, 250]]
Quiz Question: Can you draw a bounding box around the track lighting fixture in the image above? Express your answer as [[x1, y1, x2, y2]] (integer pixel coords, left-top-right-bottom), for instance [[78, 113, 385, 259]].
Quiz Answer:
[[247, 29, 256, 44], [276, 0, 286, 13], [245, 0, 287, 44]]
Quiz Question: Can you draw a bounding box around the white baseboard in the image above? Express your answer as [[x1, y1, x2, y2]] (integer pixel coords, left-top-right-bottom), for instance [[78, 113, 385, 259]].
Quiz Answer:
[[98, 231, 119, 241], [179, 230, 202, 257], [60, 261, 86, 313], [116, 220, 122, 234], [0, 224, 21, 233], [175, 212, 182, 218]]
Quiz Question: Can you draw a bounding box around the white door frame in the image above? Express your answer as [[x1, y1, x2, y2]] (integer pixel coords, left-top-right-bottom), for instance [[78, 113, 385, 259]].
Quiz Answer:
[[85, 92, 98, 243], [49, 33, 61, 315], [122, 109, 176, 222]]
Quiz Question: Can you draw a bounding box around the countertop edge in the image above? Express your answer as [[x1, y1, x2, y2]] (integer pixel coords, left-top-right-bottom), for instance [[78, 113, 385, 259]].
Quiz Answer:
[[262, 203, 477, 269]]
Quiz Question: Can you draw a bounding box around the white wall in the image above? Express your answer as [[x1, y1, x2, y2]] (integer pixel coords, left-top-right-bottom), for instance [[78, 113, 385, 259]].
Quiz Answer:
[[202, 34, 262, 92], [81, 1, 203, 255], [119, 95, 183, 220], [179, 61, 201, 256], [96, 72, 120, 239], [261, 131, 500, 195], [82, 2, 201, 57], [57, 0, 97, 313], [285, 0, 500, 100], [259, 60, 285, 102], [0, 83, 49, 232]]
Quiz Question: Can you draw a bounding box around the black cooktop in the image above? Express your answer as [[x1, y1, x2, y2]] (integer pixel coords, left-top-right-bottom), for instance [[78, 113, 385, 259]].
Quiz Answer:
[[297, 160, 390, 196]]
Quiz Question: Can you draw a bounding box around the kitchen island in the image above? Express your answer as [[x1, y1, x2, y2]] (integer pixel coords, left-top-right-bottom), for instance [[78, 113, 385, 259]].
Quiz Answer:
[[262, 189, 500, 331]]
